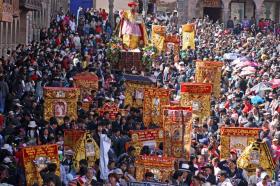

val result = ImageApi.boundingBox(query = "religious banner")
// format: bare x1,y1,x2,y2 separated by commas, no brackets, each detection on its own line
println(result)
237,141,276,177
164,34,180,56
182,24,195,50
73,71,98,99
152,25,166,52
220,127,259,160
180,83,212,121
126,128,165,155
195,61,224,98
163,106,192,160
97,102,119,120
135,155,175,182
124,74,155,108
43,87,80,124
143,88,171,127
22,144,60,186
73,132,100,170
64,130,85,150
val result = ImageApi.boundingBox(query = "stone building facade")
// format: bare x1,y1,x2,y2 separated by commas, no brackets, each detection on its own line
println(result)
0,0,69,57
179,0,280,24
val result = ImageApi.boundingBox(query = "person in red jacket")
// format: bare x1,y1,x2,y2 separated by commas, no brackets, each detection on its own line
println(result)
243,99,253,114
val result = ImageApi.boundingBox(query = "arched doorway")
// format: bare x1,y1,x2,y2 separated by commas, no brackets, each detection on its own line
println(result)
200,0,223,22
229,0,256,20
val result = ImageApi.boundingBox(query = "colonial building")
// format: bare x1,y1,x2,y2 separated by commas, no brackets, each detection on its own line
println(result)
178,0,280,24
0,0,69,57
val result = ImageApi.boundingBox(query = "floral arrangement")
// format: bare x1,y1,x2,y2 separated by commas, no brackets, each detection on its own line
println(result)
142,45,158,67
106,37,122,63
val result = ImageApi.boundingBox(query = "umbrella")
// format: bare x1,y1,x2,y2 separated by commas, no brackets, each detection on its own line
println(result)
224,53,240,60
232,57,249,65
240,70,255,76
236,61,259,68
269,79,280,89
242,66,256,72
251,82,272,93
251,95,265,105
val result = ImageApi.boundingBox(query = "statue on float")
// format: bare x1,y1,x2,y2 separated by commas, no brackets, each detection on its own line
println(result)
118,2,148,49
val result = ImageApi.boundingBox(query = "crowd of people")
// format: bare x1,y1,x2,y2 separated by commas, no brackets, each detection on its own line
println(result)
0,4,279,186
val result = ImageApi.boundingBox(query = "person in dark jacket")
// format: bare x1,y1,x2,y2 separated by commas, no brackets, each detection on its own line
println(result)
40,163,62,186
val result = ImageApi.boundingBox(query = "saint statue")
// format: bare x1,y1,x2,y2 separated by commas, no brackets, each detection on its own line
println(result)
119,2,148,49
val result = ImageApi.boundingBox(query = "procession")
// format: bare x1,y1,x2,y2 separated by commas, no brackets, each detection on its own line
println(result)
0,0,280,185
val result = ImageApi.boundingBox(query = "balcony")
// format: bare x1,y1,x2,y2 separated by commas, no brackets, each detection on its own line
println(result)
0,2,13,22
20,0,41,11
13,0,19,17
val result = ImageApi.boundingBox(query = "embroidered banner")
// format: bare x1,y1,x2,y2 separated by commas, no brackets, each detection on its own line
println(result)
64,130,85,150
135,155,175,182
164,34,180,56
44,87,80,124
220,127,259,160
143,88,171,127
182,24,195,50
152,25,166,52
22,144,60,186
163,106,192,160
97,102,119,120
180,83,212,121
127,128,165,155
195,61,224,98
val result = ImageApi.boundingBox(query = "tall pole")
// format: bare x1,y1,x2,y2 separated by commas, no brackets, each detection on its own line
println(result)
109,0,114,28
142,0,147,17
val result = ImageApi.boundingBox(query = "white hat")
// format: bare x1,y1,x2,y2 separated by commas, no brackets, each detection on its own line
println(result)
114,168,123,175
64,149,74,156
3,157,12,163
16,103,23,107
1,144,12,153
261,172,269,180
28,121,37,128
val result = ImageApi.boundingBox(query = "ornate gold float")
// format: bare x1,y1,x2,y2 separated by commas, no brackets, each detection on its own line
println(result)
237,141,276,177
